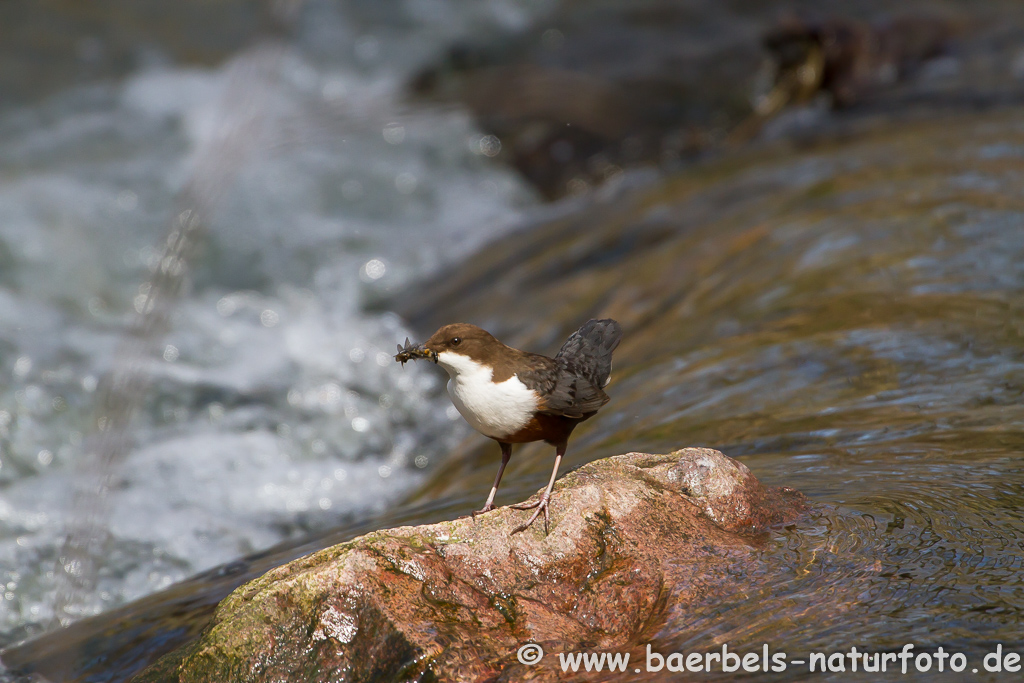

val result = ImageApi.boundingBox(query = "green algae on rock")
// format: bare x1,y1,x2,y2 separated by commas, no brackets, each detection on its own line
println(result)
133,448,805,682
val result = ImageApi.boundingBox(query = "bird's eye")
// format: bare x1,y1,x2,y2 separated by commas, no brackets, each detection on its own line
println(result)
450,337,462,347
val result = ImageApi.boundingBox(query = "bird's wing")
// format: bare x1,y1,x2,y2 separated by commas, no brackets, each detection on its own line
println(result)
541,369,610,418
516,354,609,419
512,353,559,398
555,319,622,388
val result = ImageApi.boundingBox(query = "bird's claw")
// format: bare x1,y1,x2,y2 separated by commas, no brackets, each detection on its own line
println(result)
510,494,551,535
468,503,496,520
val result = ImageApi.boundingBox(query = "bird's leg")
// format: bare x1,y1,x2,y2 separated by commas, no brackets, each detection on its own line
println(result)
510,446,564,535
472,442,511,518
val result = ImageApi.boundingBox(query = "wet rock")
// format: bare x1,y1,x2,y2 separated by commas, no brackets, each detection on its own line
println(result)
409,0,1024,198
410,1,767,199
759,15,951,111
133,448,805,682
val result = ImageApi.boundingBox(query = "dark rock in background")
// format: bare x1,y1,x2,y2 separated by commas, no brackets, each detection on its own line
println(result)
760,15,951,110
409,0,1024,199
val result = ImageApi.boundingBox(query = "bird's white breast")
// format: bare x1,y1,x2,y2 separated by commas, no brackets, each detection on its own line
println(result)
436,351,538,439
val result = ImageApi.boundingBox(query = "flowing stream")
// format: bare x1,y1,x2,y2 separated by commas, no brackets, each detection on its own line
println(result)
0,0,543,649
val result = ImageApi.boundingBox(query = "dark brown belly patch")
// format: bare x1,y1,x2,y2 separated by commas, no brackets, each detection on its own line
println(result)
500,411,594,446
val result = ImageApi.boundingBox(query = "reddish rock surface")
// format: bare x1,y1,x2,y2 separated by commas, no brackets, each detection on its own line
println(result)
133,448,806,683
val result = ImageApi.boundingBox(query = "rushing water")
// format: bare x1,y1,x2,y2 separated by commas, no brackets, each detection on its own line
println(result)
0,0,545,649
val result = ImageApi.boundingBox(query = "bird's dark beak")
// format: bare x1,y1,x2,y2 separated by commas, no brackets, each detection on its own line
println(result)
395,337,438,366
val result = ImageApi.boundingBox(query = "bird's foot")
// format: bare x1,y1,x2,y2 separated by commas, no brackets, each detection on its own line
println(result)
510,493,551,535
468,503,496,520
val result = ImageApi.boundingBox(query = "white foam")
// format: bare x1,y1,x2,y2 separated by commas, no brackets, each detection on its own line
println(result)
0,0,547,637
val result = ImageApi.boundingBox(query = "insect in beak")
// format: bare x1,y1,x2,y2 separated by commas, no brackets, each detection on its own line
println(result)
394,337,438,365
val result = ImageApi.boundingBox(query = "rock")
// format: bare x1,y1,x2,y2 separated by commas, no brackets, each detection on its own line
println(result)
406,1,988,198
760,15,951,111
410,1,768,199
134,448,805,682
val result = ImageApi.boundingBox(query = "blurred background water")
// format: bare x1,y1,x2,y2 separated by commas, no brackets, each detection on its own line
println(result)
0,0,546,645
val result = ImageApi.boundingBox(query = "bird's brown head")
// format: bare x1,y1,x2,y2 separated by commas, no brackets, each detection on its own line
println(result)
394,323,507,375
423,323,499,361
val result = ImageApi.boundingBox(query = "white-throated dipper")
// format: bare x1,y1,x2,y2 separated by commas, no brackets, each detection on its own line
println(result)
395,319,622,534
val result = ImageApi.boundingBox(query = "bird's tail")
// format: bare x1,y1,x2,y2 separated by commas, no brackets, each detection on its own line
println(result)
555,318,622,388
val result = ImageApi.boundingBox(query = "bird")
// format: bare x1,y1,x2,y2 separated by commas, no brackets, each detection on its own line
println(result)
395,319,622,534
